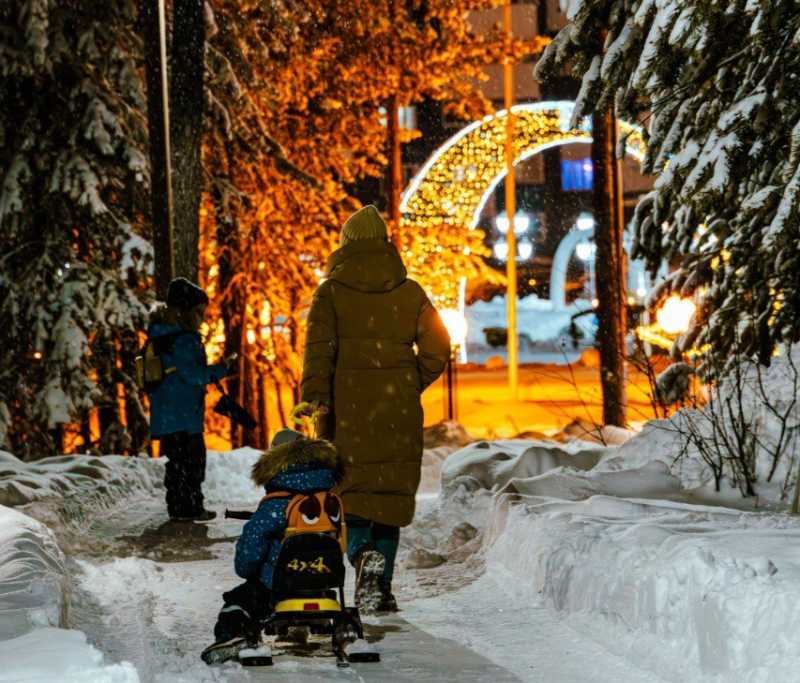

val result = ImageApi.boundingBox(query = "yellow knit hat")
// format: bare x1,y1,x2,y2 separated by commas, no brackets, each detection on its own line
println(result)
340,205,388,246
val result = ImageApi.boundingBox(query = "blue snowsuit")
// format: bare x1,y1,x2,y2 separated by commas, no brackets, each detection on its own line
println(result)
212,438,342,644
234,465,338,589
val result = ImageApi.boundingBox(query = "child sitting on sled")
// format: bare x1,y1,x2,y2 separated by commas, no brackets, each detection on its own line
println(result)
201,428,344,665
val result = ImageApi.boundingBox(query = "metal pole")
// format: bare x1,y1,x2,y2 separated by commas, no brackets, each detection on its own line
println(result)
452,349,458,422
503,1,518,399
446,355,455,421
157,0,175,281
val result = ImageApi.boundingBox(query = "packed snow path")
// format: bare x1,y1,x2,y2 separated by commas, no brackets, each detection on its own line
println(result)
67,496,657,682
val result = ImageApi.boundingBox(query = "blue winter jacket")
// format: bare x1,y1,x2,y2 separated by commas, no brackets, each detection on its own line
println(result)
235,465,338,589
147,321,227,437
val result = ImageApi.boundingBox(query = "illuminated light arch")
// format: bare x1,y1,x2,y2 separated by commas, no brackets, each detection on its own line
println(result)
399,101,647,306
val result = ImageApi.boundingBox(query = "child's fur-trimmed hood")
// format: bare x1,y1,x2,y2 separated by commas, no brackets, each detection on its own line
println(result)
251,438,343,488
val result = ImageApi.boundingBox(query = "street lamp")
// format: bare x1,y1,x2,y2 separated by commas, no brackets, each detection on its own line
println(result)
513,211,530,235
495,210,531,236
439,308,468,422
493,238,510,261
517,236,534,261
575,241,596,262
576,212,594,232
656,295,696,335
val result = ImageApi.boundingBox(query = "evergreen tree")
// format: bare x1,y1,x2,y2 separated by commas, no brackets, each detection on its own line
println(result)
536,0,800,375
0,0,151,457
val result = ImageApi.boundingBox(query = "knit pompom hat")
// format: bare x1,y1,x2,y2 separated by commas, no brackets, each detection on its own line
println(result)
340,205,388,246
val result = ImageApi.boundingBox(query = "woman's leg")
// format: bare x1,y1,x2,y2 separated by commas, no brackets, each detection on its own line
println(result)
345,514,374,566
371,522,400,587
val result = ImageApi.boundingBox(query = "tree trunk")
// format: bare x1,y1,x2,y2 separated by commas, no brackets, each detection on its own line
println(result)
243,355,259,447
258,375,269,449
170,0,205,282
120,330,150,454
97,338,119,448
386,94,402,247
137,0,173,300
591,108,627,427
212,147,243,447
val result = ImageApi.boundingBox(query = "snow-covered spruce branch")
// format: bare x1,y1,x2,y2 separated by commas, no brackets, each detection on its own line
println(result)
536,0,800,375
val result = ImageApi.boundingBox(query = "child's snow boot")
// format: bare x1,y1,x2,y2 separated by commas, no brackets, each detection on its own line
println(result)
354,549,385,615
201,636,250,665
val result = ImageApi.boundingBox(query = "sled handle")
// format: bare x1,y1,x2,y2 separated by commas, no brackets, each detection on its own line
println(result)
224,509,253,520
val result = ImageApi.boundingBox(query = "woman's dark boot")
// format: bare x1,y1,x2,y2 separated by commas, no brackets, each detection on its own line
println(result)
354,549,385,615
377,581,399,613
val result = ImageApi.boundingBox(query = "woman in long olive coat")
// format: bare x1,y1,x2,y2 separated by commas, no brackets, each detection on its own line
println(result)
301,204,450,610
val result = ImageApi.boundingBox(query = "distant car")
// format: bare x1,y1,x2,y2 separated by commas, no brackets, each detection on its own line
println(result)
482,327,534,350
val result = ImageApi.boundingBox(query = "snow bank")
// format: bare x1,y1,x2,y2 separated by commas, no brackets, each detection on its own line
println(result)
0,504,68,640
466,295,595,363
467,294,594,346
206,445,456,500
0,627,139,683
204,448,263,505
0,451,162,509
0,447,267,511
441,439,604,493
431,434,800,680
486,495,800,680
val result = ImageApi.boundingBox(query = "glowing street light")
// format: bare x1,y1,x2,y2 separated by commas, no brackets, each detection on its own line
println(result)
496,212,510,234
439,308,468,422
576,212,594,232
517,237,534,261
513,211,530,235
439,308,468,348
656,295,696,335
575,241,596,262
495,210,531,236
493,238,510,261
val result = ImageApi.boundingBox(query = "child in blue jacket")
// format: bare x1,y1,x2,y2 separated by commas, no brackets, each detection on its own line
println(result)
202,429,343,665
147,278,228,521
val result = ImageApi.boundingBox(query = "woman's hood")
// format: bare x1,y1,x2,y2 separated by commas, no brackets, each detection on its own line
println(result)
325,240,407,293
251,438,344,488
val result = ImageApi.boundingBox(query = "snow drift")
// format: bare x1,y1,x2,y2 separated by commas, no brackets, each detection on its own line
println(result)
0,504,68,640
0,450,162,509
0,627,139,683
431,429,800,681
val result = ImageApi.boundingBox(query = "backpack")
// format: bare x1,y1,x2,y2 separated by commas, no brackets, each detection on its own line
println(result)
264,489,347,557
134,331,185,393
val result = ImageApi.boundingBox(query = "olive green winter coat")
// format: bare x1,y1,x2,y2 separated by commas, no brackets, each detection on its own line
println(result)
301,239,451,527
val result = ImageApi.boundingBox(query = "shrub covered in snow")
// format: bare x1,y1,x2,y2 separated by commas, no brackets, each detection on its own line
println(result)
604,346,800,501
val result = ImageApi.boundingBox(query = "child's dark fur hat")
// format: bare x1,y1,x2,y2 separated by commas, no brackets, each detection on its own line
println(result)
251,437,344,487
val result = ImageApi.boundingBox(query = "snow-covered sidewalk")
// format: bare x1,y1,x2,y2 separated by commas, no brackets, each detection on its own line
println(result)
4,410,800,682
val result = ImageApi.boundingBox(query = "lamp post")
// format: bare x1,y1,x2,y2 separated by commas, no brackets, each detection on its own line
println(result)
503,0,517,400
439,309,468,422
